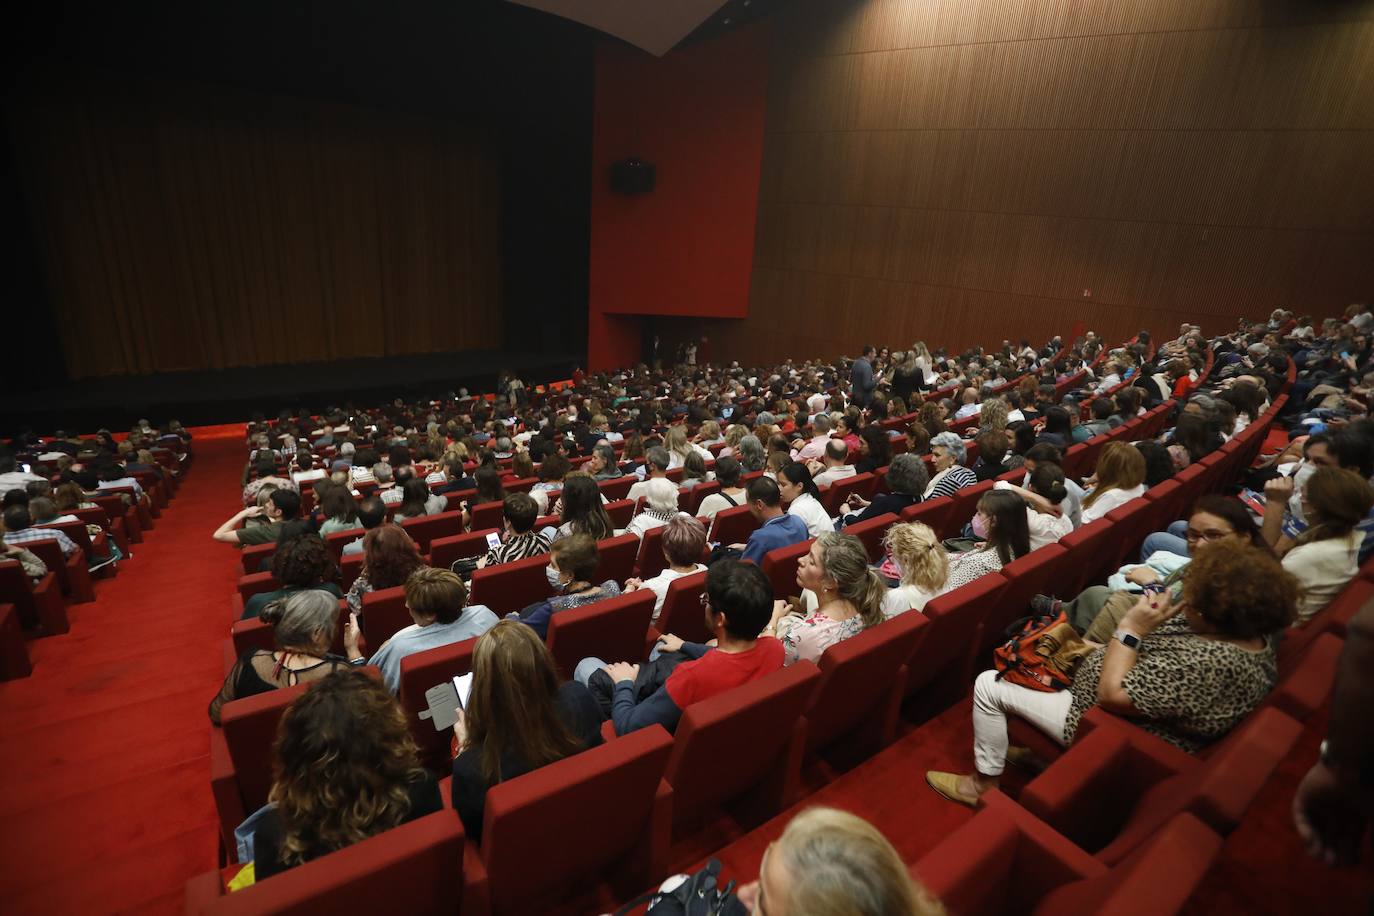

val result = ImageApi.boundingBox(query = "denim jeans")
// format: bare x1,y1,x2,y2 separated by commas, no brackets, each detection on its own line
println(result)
1140,520,1189,562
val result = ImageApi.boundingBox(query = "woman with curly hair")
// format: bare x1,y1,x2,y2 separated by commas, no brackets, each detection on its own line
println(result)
242,534,343,619
880,522,948,617
252,668,441,876
927,539,1297,807
345,525,428,614
209,589,349,725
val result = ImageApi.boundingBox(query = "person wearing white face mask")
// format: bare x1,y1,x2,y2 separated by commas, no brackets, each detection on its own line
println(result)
508,533,621,640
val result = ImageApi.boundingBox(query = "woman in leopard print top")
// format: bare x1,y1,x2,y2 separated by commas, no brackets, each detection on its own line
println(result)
926,539,1297,807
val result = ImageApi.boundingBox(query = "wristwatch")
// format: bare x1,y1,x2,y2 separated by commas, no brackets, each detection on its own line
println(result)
1112,628,1142,651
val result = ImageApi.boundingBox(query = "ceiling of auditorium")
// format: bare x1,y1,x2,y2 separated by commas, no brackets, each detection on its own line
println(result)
503,0,730,56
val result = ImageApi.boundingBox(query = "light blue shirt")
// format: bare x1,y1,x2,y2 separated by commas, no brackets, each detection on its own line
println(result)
368,605,500,692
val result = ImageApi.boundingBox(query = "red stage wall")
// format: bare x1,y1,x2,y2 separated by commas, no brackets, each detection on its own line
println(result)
586,25,770,371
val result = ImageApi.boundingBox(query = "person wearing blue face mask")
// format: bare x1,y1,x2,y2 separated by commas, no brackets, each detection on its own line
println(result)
509,533,621,639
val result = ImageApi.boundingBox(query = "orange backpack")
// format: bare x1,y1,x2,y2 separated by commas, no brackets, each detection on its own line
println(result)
992,611,1094,692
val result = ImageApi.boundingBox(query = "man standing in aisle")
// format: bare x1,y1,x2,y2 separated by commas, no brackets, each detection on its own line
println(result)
851,345,880,408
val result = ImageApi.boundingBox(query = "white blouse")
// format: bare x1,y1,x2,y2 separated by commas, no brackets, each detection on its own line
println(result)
787,492,835,539
1080,484,1146,524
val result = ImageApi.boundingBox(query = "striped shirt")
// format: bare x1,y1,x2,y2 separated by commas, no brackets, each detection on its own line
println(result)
482,530,551,568
4,527,79,558
924,466,978,501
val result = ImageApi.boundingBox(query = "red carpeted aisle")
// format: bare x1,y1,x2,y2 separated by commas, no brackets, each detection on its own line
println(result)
0,428,244,915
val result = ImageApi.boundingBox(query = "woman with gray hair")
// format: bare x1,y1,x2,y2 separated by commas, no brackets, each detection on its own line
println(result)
208,588,347,724
923,432,978,500
625,477,687,539
838,452,930,527
736,434,767,472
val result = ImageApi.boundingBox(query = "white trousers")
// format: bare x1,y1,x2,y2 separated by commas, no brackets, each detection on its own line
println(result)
971,670,1073,777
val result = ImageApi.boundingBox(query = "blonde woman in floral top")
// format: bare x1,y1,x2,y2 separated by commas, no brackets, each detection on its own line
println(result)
766,532,886,666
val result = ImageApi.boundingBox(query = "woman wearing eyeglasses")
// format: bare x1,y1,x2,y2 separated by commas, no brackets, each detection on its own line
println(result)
1033,495,1268,642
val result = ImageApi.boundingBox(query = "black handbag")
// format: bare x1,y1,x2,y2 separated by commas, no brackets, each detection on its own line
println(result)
612,859,748,916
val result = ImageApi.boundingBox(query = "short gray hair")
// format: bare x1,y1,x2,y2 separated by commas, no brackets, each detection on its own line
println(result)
757,411,777,427
372,462,393,483
930,431,966,465
263,588,339,650
812,413,831,434
886,453,929,496
646,446,671,471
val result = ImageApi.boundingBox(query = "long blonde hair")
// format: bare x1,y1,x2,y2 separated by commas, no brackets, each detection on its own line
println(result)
771,807,945,916
816,533,886,628
882,522,948,594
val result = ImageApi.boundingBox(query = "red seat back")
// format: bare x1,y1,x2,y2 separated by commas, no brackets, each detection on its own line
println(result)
761,538,813,600
399,511,465,554
186,811,464,916
546,590,656,679
583,533,634,583
664,662,820,825
429,529,500,572
1053,519,1114,598
468,552,553,615
240,542,276,576
842,512,897,561
655,570,710,643
361,585,413,649
804,612,929,752
899,496,955,540
820,473,873,516
707,505,760,546
398,637,479,772
684,480,720,515
605,499,635,528
635,524,672,580
468,501,505,533
978,545,1070,659
477,726,674,914
907,574,1008,699
221,683,311,813
597,476,637,501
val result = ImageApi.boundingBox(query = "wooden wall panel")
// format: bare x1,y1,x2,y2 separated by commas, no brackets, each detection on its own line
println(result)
709,0,1374,366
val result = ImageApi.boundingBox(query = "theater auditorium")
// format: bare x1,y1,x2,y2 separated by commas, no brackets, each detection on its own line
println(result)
2,1,1372,913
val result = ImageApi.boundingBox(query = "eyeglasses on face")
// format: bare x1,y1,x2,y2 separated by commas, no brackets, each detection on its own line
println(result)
1184,527,1232,543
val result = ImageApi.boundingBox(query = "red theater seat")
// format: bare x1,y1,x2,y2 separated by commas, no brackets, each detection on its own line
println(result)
430,529,500,572
0,559,68,636
24,537,95,605
0,603,32,679
1020,707,1302,864
399,510,465,554
398,637,479,773
597,532,641,583
905,574,1007,705
468,501,505,533
461,726,674,916
663,662,820,837
899,496,955,540
546,590,655,681
647,570,710,647
605,499,636,529
842,512,898,561
707,505,759,547
239,542,276,576
184,810,465,915
914,792,1222,916
468,552,553,616
761,538,811,600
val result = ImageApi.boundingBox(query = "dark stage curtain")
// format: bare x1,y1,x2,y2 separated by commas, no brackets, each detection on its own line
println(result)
9,77,502,378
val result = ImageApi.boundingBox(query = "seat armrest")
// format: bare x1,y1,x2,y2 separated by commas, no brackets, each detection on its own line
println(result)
209,728,246,863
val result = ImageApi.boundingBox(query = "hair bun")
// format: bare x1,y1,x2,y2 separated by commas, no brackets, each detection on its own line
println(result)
259,599,285,625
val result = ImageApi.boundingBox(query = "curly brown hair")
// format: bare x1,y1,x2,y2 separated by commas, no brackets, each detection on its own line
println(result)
270,534,338,588
269,669,426,867
362,524,427,590
1182,539,1297,639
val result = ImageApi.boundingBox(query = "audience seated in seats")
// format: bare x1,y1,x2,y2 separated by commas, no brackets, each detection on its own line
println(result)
680,450,710,488
926,540,1297,808
994,464,1072,550
345,566,497,692
1036,406,1073,449
1260,427,1374,562
1280,468,1374,625
1072,398,1116,443
511,533,620,640
587,443,624,481
575,559,784,736
478,493,550,568
1048,496,1266,642
314,481,362,536
923,433,977,500
0,455,45,495
839,453,928,528
1015,443,1083,528
938,490,1031,595
391,476,445,523
664,424,711,469
768,532,886,666
879,522,948,618
1134,439,1176,489
971,427,1013,482
214,489,306,548
528,452,570,515
737,434,768,474
624,515,708,622
2,504,79,558
339,496,387,558
345,524,428,615
450,620,603,843
209,589,350,725
734,476,809,565
242,534,344,620
626,477,689,540
697,455,747,519
552,474,614,541
809,439,857,489
734,807,945,916
1165,410,1224,471
627,447,672,502
778,462,834,540
1079,442,1147,524
241,459,297,508
250,668,441,879
460,465,506,530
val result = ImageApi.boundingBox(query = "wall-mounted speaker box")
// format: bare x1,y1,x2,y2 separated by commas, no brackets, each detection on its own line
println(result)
610,158,656,194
